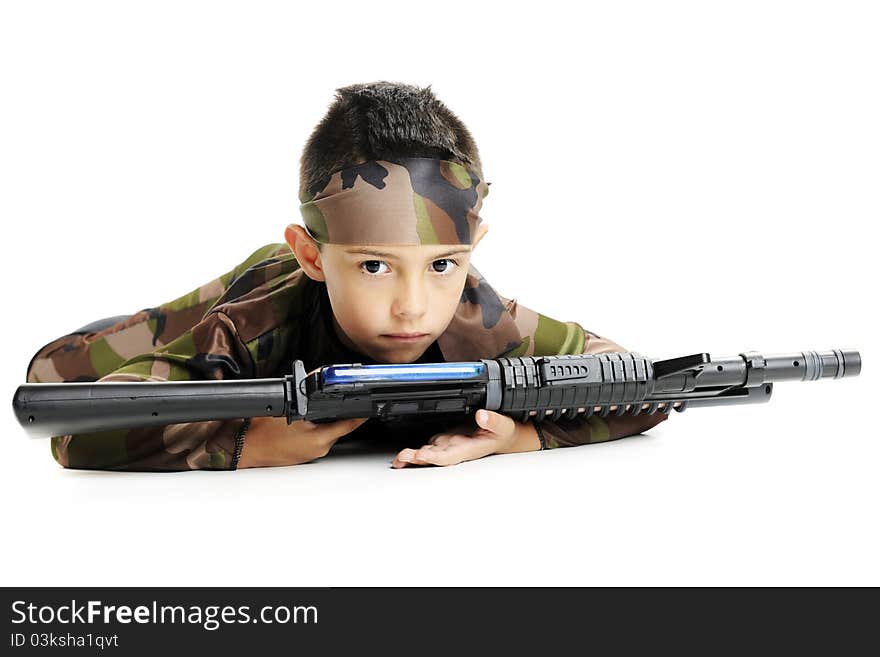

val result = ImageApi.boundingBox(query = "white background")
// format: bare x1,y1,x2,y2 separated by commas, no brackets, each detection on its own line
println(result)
1,1,876,586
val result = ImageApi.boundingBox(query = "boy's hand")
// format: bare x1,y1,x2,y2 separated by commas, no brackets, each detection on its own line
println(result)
391,409,536,468
238,415,369,468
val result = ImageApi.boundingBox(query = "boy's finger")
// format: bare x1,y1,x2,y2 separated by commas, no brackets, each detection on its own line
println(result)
392,448,417,467
391,455,408,468
392,447,436,468
429,434,451,447
416,445,458,466
476,409,515,436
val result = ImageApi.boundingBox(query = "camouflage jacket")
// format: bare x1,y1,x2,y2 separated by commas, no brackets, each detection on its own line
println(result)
26,242,668,471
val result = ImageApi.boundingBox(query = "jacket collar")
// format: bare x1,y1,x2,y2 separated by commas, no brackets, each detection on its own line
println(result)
435,263,523,362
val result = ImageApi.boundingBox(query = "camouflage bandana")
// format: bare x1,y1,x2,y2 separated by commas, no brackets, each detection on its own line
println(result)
298,157,490,245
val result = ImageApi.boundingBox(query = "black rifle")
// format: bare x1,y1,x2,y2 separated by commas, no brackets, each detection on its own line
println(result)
12,348,861,439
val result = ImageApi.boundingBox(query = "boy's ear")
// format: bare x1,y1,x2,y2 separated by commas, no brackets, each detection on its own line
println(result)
471,223,489,251
285,224,326,282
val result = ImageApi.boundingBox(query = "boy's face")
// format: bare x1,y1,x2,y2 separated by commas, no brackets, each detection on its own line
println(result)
285,224,488,363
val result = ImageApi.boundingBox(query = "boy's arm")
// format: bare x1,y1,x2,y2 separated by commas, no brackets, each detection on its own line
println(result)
497,296,670,450
27,242,290,385
28,243,290,471
50,310,254,472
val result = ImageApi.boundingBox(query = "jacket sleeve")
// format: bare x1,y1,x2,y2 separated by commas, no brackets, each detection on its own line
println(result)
50,310,255,472
26,242,289,385
25,243,288,471
497,296,670,449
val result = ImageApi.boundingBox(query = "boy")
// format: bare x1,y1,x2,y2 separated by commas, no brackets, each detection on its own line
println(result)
25,81,669,471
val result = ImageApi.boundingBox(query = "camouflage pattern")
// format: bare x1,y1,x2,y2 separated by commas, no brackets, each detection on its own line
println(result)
299,157,489,245
26,242,668,471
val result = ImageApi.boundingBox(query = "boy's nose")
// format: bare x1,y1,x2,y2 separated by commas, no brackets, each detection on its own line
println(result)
391,278,427,319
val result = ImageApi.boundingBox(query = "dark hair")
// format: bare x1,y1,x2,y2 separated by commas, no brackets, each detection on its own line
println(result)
299,81,483,210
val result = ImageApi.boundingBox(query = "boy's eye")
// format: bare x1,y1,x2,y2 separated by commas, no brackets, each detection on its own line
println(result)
360,260,389,275
431,258,458,275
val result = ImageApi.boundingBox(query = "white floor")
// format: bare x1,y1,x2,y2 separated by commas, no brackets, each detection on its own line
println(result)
3,381,876,586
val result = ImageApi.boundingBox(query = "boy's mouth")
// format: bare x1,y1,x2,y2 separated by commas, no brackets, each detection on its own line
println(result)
382,332,429,342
